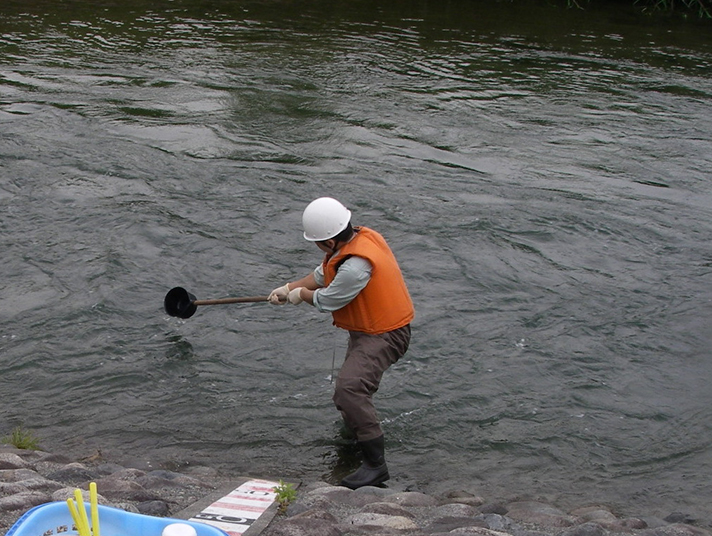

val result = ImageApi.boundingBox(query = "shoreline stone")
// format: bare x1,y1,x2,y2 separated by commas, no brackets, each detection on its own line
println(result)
2,446,709,536
0,446,231,534
265,483,710,536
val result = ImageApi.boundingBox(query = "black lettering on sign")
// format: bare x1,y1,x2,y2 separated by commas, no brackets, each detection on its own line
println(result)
240,490,270,496
194,513,253,526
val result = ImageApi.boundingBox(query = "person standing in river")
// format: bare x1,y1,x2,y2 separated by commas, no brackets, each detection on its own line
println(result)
268,197,414,489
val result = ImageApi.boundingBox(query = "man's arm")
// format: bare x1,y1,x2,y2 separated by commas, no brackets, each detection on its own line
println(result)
268,271,321,304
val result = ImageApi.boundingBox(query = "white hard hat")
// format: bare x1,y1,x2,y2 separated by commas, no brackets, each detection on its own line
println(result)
302,197,352,241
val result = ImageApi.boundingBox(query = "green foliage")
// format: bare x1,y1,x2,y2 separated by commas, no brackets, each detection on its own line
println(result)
567,0,711,17
2,425,41,450
272,480,297,513
637,0,711,17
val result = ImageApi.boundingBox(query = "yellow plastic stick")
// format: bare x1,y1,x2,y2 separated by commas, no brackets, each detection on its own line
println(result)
66,498,83,534
74,489,91,536
89,482,101,536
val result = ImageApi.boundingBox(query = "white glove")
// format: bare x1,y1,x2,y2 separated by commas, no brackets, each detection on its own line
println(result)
287,287,304,305
268,284,290,305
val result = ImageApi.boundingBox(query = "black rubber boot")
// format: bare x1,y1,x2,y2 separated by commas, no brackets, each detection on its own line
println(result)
340,435,389,489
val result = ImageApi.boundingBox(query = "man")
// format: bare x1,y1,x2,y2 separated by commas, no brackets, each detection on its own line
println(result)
268,197,414,489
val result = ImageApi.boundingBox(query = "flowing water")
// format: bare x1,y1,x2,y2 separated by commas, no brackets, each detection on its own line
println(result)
2,0,712,525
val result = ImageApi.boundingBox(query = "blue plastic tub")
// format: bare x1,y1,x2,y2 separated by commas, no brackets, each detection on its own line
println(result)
7,501,230,536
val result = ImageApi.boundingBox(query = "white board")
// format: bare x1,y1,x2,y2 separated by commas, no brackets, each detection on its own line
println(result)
188,479,279,536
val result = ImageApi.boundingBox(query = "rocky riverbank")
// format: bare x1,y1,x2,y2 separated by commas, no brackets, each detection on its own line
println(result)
264,483,709,536
2,445,709,536
0,445,232,534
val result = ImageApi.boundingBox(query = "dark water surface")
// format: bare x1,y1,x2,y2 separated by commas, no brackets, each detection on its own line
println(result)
2,0,712,525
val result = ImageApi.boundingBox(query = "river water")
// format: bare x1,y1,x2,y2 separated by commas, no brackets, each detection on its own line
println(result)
2,0,712,526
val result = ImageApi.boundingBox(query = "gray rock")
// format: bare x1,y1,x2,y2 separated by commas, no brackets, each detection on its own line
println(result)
481,513,518,533
264,517,343,536
665,514,697,525
360,501,416,518
0,469,40,482
342,491,390,508
620,518,649,530
446,528,512,536
15,477,64,493
560,522,606,536
344,511,419,530
105,467,147,481
384,491,439,507
0,482,27,495
46,462,98,484
95,462,127,476
0,453,28,470
569,507,618,524
641,525,711,536
0,491,51,512
291,509,339,523
137,500,171,516
352,486,394,498
51,487,106,503
443,490,486,507
434,503,480,517
480,503,509,516
426,515,489,533
506,501,579,528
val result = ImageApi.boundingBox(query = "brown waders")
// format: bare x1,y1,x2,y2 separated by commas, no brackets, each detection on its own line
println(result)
333,324,411,489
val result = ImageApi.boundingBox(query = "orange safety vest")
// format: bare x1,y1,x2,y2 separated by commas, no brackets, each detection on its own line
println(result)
322,226,414,334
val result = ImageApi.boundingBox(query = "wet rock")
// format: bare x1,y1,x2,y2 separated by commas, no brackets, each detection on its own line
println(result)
0,453,28,470
0,445,224,534
45,462,98,484
286,494,336,516
360,501,416,518
0,469,41,482
0,491,52,512
51,487,106,503
344,511,419,530
641,524,711,536
480,503,509,516
443,490,486,507
17,477,64,493
437,528,511,536
93,483,162,502
342,492,388,508
506,501,579,528
480,513,519,533
95,462,127,476
0,482,27,495
560,522,607,536
1,445,710,536
621,518,650,530
425,515,488,533
264,517,343,536
570,507,619,524
385,491,440,507
665,514,698,525
291,508,339,523
106,467,147,481
434,502,481,517
137,500,171,516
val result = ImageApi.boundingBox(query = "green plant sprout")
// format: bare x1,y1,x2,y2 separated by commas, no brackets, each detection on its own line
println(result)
273,480,297,513
1,425,41,450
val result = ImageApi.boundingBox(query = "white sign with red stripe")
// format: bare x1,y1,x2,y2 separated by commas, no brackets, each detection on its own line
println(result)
189,479,279,536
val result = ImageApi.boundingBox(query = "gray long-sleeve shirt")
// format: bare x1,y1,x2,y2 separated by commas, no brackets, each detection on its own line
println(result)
312,256,372,313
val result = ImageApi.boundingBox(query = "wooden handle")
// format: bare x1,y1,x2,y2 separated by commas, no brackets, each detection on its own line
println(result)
193,296,269,306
